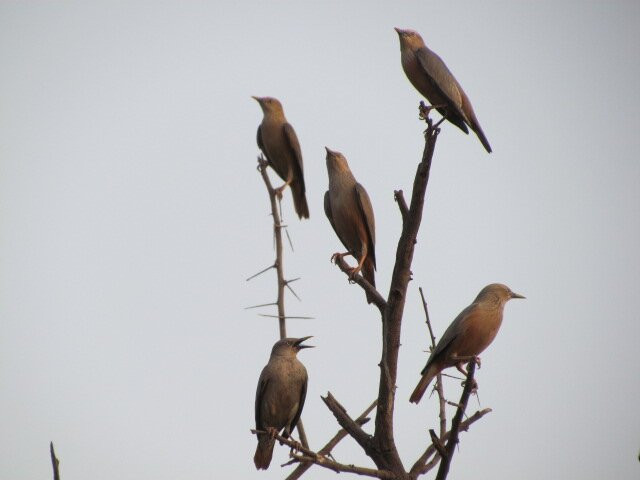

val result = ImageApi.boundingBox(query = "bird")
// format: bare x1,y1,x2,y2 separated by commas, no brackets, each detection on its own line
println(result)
409,283,524,404
252,96,309,219
394,27,492,153
324,147,376,304
254,336,312,470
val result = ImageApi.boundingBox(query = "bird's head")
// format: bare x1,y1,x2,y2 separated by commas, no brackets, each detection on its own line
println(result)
325,147,351,174
251,96,284,115
475,283,525,307
394,27,425,50
271,336,314,358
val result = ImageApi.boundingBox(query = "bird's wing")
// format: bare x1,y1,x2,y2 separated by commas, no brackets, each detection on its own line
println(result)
354,183,376,268
256,125,271,162
422,303,476,373
288,371,308,436
415,47,468,122
283,123,305,187
324,190,350,251
254,375,269,430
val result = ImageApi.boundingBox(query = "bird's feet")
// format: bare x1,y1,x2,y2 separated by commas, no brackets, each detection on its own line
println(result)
461,378,479,393
274,186,285,200
288,439,303,454
331,252,345,263
266,427,278,440
346,266,363,283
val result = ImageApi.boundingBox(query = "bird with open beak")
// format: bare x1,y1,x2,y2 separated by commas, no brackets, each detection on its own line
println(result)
410,284,524,404
252,96,309,219
394,27,492,153
323,147,376,304
254,336,313,469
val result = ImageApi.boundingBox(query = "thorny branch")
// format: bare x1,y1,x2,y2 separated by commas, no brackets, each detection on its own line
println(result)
254,155,309,448
333,255,387,313
419,287,447,438
250,429,395,479
434,360,477,480
286,400,377,480
409,407,492,476
50,442,60,480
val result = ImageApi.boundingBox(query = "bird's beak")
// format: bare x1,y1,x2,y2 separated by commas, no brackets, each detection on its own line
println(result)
394,27,404,35
294,336,314,349
325,146,335,156
511,292,525,299
251,96,262,103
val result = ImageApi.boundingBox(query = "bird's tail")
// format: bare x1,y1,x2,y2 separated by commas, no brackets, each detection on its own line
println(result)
409,364,438,404
291,184,310,219
363,256,376,304
254,435,275,470
471,122,492,153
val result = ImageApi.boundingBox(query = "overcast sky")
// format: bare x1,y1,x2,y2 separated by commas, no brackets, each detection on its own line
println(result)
1,2,639,479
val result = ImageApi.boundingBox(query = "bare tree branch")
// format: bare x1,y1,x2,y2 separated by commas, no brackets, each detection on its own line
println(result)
409,407,492,476
418,287,446,438
321,392,373,453
333,256,387,313
286,400,377,480
394,190,409,223
50,442,60,480
371,118,440,473
251,428,394,479
434,360,477,480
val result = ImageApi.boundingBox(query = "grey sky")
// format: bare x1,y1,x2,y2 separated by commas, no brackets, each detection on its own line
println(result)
1,2,638,479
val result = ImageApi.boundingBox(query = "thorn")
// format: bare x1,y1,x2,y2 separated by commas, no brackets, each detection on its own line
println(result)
285,227,294,251
258,314,315,320
246,263,276,281
244,302,278,310
285,282,301,301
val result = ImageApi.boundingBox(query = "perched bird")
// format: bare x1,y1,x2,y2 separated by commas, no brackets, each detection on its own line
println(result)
409,283,524,404
252,96,309,219
324,147,376,304
394,27,492,153
254,336,312,470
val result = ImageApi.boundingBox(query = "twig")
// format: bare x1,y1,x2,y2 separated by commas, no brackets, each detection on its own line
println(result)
50,442,60,480
333,256,387,313
251,428,394,479
419,287,446,438
394,190,409,224
434,361,477,480
409,407,492,476
286,400,377,480
428,429,447,458
321,392,373,454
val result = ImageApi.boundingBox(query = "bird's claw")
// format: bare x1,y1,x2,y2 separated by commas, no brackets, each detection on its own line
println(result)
461,378,479,393
346,268,358,283
288,440,303,454
266,427,278,440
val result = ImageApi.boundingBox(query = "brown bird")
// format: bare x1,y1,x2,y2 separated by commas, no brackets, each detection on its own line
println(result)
395,27,492,153
254,336,312,470
409,283,524,404
253,96,309,219
324,147,376,304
